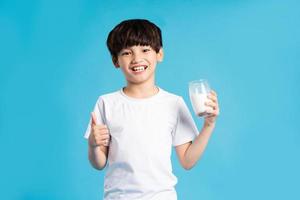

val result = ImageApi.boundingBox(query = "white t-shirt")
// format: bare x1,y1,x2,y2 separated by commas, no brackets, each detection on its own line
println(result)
84,87,199,200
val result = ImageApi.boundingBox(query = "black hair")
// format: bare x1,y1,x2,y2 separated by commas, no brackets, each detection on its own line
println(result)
106,19,163,63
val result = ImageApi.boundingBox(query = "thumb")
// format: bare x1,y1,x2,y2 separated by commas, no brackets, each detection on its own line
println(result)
91,112,98,126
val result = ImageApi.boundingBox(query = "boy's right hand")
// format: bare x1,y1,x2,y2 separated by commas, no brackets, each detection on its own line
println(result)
88,112,111,147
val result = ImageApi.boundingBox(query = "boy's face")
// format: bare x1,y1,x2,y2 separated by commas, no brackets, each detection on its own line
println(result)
114,45,163,85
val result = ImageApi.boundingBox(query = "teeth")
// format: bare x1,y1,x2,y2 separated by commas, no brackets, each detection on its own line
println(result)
132,66,146,72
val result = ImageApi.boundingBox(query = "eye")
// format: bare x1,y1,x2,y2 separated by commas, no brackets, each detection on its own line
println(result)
143,48,151,53
120,51,131,56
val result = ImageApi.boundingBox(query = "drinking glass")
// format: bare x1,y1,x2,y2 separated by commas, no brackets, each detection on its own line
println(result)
189,79,212,117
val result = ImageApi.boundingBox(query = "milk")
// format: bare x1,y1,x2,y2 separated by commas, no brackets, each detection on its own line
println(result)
189,79,211,117
190,93,211,116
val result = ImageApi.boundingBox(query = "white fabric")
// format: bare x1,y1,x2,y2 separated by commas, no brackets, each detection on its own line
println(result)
84,88,199,200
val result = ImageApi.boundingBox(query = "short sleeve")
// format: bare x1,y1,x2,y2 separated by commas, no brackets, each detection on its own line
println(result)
172,97,199,146
83,97,107,139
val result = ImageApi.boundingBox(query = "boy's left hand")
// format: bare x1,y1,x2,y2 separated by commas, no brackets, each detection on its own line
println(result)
204,90,220,126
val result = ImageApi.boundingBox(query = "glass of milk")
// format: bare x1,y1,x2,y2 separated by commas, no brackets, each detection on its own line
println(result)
189,79,212,117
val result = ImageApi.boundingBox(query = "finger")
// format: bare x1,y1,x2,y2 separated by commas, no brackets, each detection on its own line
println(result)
207,94,218,103
206,109,218,116
91,112,97,126
207,105,219,115
205,101,217,110
207,106,220,115
208,91,219,101
94,127,110,134
101,138,110,146
101,137,110,143
98,133,110,140
96,124,108,130
210,90,217,97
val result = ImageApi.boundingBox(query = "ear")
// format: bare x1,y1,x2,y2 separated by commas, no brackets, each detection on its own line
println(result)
156,48,164,62
112,57,120,68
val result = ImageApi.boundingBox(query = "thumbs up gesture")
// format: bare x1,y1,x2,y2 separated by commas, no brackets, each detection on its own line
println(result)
88,112,111,147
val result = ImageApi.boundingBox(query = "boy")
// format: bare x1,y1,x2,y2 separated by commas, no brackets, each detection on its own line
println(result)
84,19,219,200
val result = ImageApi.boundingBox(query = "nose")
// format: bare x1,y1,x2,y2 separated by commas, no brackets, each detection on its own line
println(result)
131,52,143,63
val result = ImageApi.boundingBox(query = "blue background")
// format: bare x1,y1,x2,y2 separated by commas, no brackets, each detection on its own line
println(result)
1,0,299,199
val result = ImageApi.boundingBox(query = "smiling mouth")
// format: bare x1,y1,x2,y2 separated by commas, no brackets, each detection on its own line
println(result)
131,66,148,72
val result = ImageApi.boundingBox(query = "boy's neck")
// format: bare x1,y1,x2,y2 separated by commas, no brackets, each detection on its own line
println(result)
123,83,159,99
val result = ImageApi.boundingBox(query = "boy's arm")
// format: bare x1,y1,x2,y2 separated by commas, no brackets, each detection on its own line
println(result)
175,122,215,170
88,144,108,170
176,90,219,170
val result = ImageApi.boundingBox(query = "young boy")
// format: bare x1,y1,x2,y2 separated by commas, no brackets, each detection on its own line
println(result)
84,19,219,200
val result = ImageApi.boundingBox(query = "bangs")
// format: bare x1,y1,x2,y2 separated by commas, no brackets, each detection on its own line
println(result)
120,24,159,50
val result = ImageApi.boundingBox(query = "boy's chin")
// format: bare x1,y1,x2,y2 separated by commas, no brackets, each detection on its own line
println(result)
126,77,153,85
